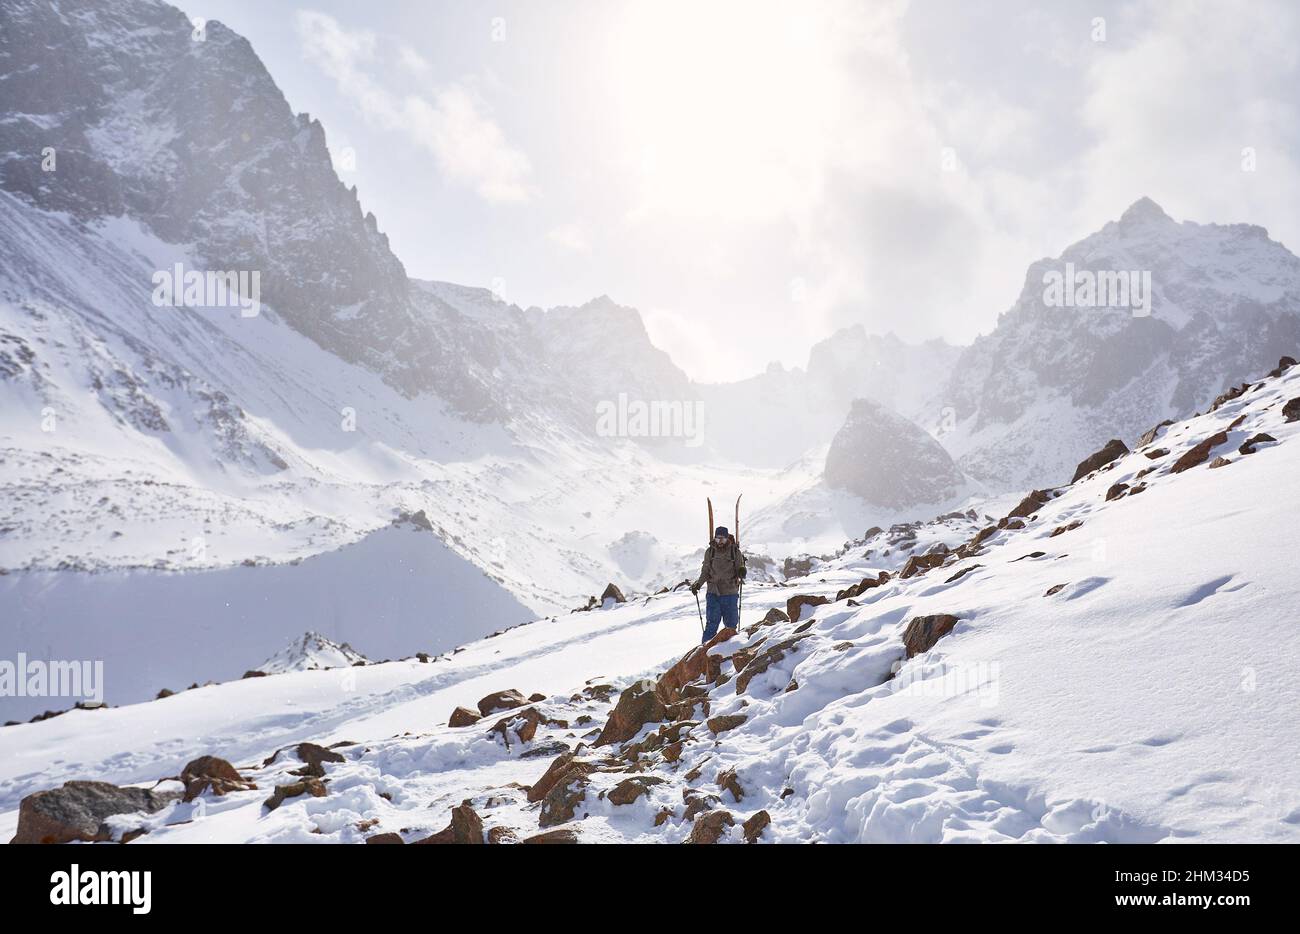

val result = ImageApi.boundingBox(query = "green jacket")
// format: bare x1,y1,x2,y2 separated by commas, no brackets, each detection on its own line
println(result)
694,537,746,596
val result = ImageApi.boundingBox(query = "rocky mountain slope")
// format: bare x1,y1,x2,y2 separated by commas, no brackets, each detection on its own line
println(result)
940,198,1300,490
6,355,1296,844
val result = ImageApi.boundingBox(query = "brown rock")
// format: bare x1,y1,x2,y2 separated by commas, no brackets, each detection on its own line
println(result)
608,776,666,806
717,768,744,802
1138,419,1174,447
290,742,345,778
742,809,771,843
595,682,667,747
1071,439,1129,483
488,706,548,746
1171,431,1229,473
1005,488,1051,521
415,802,484,844
786,594,829,623
1105,482,1129,501
688,809,735,844
181,756,255,801
365,832,404,844
539,769,591,827
1239,432,1277,455
901,614,961,658
759,607,790,625
1044,583,1067,597
899,550,947,579
523,828,580,844
449,706,480,728
477,689,529,717
600,583,627,604
662,741,684,763
1144,447,1169,459
487,826,519,844
735,635,811,694
528,693,547,702
263,778,326,811
1282,398,1300,422
655,629,734,703
11,781,180,845
706,714,747,736
1209,456,1232,469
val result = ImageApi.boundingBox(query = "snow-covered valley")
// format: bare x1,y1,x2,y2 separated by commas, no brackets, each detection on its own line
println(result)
5,356,1298,843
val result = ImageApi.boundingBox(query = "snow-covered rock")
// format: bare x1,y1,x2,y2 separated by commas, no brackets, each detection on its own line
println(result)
257,632,369,675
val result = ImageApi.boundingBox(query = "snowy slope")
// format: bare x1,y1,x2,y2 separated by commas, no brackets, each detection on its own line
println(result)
4,358,1296,843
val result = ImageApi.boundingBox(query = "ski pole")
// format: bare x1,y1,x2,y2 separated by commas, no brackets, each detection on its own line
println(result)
693,590,704,633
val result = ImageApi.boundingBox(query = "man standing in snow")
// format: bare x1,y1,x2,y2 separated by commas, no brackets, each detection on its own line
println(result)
691,526,746,642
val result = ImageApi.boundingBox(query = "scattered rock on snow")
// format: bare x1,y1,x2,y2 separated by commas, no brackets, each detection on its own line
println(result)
786,594,829,623
706,714,747,736
595,682,667,746
181,756,255,801
11,780,180,844
1070,438,1129,483
523,828,580,844
902,614,961,659
263,777,326,811
477,689,530,717
449,706,480,727
1171,430,1229,473
415,802,484,844
1239,432,1277,455
688,809,735,844
743,810,771,843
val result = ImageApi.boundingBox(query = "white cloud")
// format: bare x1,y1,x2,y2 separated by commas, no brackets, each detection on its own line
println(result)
546,222,592,254
296,10,534,204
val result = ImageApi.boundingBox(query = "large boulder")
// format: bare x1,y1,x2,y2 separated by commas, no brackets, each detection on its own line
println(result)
477,689,529,717
786,594,829,624
595,682,667,747
11,781,180,844
600,583,627,606
654,629,733,703
1070,439,1129,483
1171,431,1229,473
688,809,735,844
901,614,961,658
415,802,484,844
448,706,480,727
735,635,811,694
823,398,966,509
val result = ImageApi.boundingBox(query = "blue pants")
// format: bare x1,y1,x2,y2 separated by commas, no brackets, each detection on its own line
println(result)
703,592,739,643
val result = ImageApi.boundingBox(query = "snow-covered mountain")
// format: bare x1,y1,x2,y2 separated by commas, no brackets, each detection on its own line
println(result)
5,355,1296,843
257,632,369,676
6,0,1300,742
940,198,1300,490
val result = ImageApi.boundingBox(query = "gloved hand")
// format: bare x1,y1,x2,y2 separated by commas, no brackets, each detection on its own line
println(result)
690,583,700,595
738,567,747,580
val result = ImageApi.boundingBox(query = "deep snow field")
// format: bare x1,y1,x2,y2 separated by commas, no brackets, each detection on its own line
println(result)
4,362,1297,844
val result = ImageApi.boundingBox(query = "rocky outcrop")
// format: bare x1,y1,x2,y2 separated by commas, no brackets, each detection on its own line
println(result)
735,635,811,695
902,614,961,658
415,803,484,844
600,583,627,605
1171,431,1229,473
743,810,771,843
477,689,529,717
608,776,665,806
11,780,180,844
688,809,735,844
1005,489,1053,520
1070,439,1129,483
786,594,829,624
263,778,326,811
1239,433,1277,455
595,683,667,746
823,398,966,509
449,706,481,727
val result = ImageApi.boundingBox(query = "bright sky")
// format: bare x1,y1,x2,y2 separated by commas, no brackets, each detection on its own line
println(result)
183,0,1300,381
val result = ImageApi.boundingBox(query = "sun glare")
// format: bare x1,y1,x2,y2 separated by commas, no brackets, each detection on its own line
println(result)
606,1,843,224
